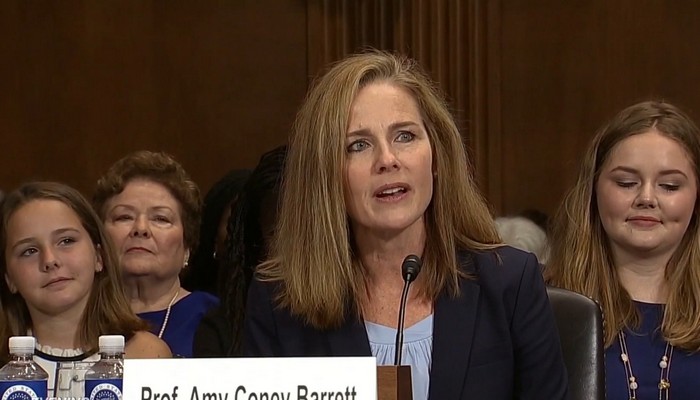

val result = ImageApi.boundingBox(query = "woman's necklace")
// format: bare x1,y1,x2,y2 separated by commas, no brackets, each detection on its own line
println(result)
158,289,180,339
618,331,674,400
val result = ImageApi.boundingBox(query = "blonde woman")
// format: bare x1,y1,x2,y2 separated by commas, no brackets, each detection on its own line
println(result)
243,51,567,400
547,101,700,399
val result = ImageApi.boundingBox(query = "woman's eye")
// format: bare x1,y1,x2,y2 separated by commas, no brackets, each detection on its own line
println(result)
347,140,370,153
58,237,76,246
616,181,636,188
396,131,415,142
153,215,172,224
19,248,37,257
114,214,133,222
660,183,680,192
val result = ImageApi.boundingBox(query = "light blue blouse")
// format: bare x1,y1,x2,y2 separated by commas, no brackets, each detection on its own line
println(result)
365,315,433,400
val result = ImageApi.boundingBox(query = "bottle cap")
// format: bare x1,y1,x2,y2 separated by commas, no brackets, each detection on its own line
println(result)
99,335,125,353
8,336,35,354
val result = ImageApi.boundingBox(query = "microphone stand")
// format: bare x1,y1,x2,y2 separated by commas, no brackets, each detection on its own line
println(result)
394,279,413,365
394,254,422,366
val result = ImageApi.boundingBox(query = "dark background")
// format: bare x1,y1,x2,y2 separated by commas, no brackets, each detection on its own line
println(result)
3,0,699,218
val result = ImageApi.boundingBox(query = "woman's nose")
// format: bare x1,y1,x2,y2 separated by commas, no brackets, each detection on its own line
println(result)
633,183,658,208
130,215,151,238
41,248,60,272
375,144,400,173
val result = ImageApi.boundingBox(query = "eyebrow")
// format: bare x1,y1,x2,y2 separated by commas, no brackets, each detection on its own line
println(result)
347,121,421,137
108,204,134,213
109,204,175,213
609,166,690,179
10,227,82,251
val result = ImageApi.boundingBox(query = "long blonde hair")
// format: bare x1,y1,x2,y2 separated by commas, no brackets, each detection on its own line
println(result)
258,50,500,329
0,182,147,362
546,101,700,350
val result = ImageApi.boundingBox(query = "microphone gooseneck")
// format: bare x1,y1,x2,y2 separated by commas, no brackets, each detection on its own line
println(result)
394,254,423,365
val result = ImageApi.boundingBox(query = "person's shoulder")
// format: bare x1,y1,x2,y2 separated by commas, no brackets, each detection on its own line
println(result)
247,278,299,324
184,290,220,308
460,246,547,313
494,245,538,266
465,245,536,268
125,331,172,358
462,245,540,282
248,277,282,300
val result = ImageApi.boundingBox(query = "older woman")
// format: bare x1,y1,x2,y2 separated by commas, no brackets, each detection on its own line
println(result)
93,151,219,357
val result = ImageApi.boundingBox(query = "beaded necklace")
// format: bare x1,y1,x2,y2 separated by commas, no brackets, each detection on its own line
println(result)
618,331,674,400
157,290,180,339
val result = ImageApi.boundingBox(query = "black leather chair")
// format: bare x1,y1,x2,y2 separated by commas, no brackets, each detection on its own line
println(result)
546,287,605,400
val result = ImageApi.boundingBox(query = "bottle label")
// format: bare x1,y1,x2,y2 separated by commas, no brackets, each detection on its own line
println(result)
0,381,47,400
84,379,122,400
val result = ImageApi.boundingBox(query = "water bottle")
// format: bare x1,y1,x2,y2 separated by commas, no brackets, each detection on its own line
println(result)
0,336,49,399
84,335,124,400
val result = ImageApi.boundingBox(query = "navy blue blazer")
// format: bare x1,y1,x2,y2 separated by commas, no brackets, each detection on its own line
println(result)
243,246,568,399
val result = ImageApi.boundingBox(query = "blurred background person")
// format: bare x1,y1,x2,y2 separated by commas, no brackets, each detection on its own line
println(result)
244,51,567,400
194,146,286,357
183,168,250,296
93,150,218,357
495,214,549,264
546,101,700,399
0,182,170,397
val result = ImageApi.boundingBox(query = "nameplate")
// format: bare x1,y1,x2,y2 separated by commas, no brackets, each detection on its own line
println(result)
124,357,377,400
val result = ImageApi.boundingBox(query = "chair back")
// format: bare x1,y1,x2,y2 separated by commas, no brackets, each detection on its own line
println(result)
547,286,605,400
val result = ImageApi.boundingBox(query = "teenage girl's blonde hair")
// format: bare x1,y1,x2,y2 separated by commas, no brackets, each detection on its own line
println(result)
546,100,700,350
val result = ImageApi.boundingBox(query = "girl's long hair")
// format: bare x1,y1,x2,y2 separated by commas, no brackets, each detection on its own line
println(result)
0,182,147,362
546,101,700,350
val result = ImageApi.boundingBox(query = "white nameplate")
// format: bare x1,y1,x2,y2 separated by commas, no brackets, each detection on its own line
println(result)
124,357,377,400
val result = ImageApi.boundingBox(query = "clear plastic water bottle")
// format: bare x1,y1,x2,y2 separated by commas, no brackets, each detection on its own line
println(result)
84,335,124,400
0,336,49,399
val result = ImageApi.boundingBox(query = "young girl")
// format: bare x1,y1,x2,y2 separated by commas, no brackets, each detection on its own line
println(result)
0,181,171,397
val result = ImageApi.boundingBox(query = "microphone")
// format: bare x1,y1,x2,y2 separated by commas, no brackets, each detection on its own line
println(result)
394,254,423,365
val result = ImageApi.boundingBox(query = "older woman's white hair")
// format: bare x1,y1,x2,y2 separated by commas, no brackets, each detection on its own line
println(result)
495,216,549,264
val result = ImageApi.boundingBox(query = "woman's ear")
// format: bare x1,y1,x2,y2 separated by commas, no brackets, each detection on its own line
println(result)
5,273,17,294
94,244,104,272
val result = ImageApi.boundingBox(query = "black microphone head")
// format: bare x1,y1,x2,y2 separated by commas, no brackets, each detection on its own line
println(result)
401,254,422,282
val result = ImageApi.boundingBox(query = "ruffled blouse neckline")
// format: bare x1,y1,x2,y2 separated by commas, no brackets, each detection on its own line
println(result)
27,328,85,357
35,342,84,357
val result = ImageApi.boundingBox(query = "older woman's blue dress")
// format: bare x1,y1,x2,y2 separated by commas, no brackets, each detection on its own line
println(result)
139,291,219,357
